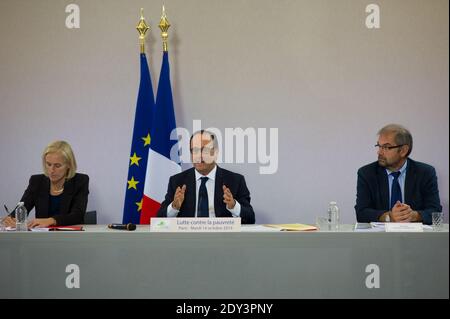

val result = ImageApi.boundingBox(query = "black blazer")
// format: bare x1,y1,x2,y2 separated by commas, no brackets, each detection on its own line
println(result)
19,173,89,226
355,158,441,225
157,166,255,224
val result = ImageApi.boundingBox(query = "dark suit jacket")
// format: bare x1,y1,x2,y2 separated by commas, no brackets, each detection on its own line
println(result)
19,173,89,226
355,158,441,225
157,166,255,224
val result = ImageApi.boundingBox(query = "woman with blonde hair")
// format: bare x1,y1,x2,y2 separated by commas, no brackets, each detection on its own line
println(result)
3,141,89,228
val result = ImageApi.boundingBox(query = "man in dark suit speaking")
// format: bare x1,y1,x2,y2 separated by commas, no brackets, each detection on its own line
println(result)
157,130,255,224
355,124,442,225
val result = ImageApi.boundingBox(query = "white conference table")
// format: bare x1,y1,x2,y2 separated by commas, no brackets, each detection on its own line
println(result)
0,224,448,298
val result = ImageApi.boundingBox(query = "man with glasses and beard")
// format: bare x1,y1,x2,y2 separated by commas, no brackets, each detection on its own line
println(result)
355,124,442,224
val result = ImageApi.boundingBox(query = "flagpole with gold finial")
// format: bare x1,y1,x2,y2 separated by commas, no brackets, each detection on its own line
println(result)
136,8,150,54
159,5,171,52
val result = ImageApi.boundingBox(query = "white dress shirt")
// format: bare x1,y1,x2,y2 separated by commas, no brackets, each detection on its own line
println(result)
167,166,241,217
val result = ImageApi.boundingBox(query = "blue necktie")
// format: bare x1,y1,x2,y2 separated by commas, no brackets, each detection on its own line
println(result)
390,171,402,209
198,177,209,217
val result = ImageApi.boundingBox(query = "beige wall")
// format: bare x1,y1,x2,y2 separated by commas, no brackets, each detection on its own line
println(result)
0,0,448,224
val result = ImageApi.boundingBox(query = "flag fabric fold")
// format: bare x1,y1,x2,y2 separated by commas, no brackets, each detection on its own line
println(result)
141,51,181,224
122,53,155,224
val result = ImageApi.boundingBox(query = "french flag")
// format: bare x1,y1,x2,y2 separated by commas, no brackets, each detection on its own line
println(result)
141,51,181,224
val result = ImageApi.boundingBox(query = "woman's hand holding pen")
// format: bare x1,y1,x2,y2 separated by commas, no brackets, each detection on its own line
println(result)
2,204,17,228
1,216,16,227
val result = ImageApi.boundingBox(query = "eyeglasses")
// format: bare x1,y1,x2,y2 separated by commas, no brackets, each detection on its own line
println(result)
374,143,404,151
191,147,214,155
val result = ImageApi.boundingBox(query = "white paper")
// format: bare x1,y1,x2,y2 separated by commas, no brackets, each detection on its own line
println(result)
370,222,386,229
30,227,51,232
354,223,385,232
385,223,423,232
241,225,281,232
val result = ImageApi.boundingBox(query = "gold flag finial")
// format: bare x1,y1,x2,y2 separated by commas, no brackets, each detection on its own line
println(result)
136,8,150,54
159,5,171,52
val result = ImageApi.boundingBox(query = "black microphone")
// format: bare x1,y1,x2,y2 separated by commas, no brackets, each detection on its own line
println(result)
108,223,136,231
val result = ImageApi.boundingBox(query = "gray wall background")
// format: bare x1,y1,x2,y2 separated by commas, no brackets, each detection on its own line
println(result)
0,0,448,225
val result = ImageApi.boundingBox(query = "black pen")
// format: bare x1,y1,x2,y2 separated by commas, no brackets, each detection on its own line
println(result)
4,204,19,217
